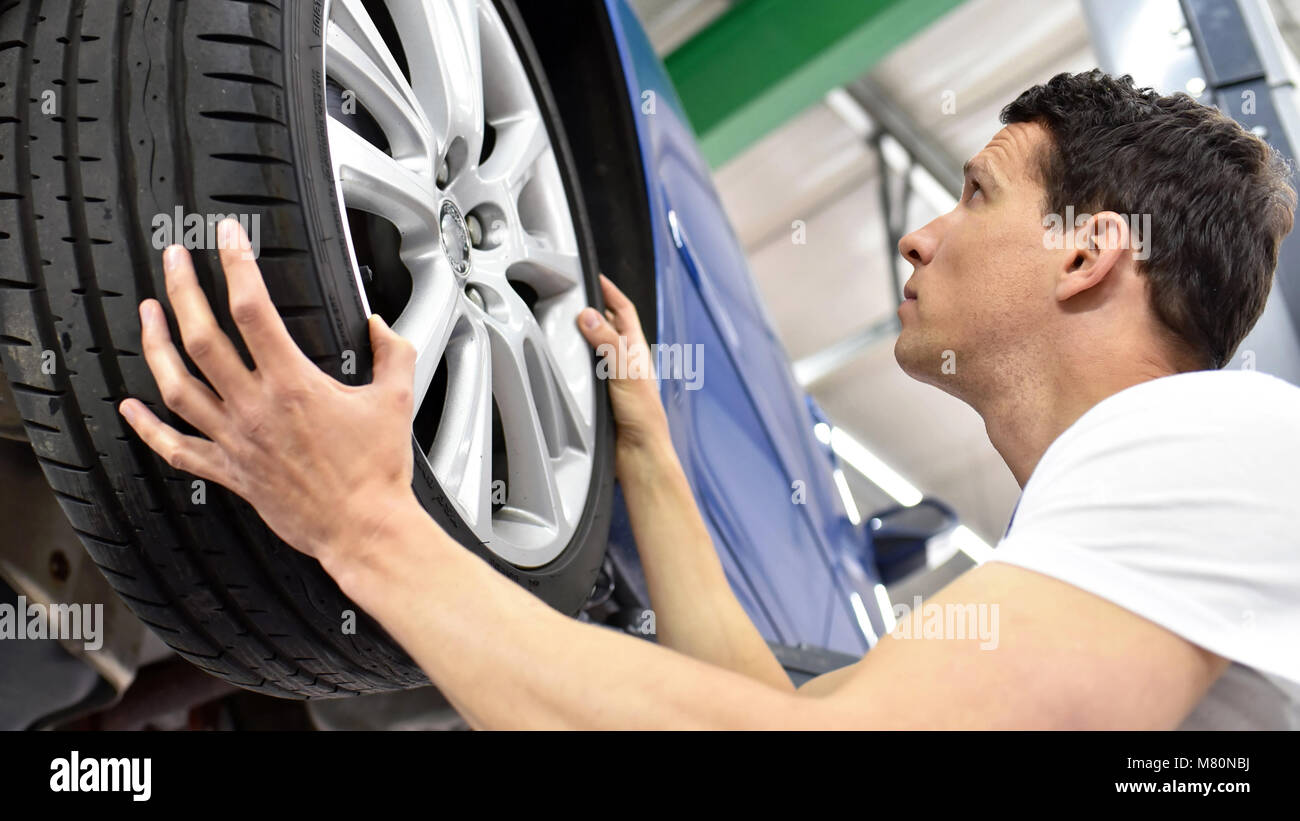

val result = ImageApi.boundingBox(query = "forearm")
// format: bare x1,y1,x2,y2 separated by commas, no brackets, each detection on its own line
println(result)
323,498,815,729
617,440,794,691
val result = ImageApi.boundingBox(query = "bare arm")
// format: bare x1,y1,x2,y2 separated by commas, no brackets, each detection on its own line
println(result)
329,508,1229,728
321,497,813,729
575,276,792,691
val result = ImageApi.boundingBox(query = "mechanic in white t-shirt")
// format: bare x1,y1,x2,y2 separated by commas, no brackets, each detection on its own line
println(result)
120,70,1299,729
872,70,1300,729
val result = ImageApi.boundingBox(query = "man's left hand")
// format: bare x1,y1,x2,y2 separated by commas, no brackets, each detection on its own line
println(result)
118,219,419,564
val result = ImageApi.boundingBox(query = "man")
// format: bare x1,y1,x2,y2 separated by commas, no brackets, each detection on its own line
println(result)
117,71,1300,729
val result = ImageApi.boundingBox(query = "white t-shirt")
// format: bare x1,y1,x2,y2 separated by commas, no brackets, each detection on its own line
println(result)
986,369,1300,729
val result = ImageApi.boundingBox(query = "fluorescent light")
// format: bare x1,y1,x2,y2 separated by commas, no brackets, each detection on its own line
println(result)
831,468,861,525
873,584,896,634
878,133,912,174
949,525,994,564
909,163,958,215
812,422,996,568
849,592,879,645
824,88,872,137
827,426,923,507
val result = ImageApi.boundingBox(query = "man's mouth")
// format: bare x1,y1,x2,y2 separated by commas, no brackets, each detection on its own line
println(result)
902,283,918,301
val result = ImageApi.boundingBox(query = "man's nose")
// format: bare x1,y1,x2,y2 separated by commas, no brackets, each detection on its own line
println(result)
898,221,937,268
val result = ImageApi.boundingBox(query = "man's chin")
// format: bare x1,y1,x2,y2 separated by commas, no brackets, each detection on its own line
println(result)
892,333,925,379
893,333,946,389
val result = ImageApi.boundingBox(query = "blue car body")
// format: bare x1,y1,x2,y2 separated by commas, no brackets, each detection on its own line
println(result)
600,0,889,654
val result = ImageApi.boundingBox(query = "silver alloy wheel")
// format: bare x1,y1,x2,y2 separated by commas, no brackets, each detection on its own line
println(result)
321,0,597,568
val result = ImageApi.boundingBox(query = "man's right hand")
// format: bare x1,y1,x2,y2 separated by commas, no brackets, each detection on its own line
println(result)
576,275,672,460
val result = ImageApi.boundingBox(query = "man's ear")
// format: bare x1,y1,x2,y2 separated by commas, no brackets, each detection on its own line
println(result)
1057,211,1130,302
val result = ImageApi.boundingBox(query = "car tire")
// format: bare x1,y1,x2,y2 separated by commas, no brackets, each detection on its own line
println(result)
0,0,615,698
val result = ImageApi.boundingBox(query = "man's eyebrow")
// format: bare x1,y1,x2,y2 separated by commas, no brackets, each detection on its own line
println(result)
963,156,1000,187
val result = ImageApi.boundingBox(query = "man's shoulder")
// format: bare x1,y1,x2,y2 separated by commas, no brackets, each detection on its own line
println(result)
1073,369,1300,436
1115,367,1298,405
1151,368,1299,397
1000,369,1300,691
1034,369,1300,492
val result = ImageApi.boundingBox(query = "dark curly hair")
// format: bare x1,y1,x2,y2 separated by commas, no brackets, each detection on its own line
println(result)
1001,69,1296,369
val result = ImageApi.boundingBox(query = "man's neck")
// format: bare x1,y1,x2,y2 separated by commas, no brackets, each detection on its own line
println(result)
976,356,1176,488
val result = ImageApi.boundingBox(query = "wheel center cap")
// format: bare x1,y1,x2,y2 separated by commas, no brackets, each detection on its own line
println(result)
439,200,472,279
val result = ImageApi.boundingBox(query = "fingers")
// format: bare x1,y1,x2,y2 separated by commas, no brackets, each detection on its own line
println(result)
597,274,642,336
369,314,417,398
577,278,657,382
577,305,621,352
580,273,650,351
162,244,254,398
599,273,634,314
217,219,303,372
138,299,231,439
580,273,645,343
118,398,229,483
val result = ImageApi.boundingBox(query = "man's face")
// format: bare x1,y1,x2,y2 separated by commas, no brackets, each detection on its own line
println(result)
893,122,1060,398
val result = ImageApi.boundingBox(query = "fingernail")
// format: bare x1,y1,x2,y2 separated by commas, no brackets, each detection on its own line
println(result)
580,308,601,330
163,245,182,270
371,313,389,329
119,400,135,422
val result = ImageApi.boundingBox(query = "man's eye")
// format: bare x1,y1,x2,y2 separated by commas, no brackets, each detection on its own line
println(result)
967,181,982,201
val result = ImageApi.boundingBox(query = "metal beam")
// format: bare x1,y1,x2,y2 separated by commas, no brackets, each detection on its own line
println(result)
845,77,965,198
791,314,899,388
664,0,963,167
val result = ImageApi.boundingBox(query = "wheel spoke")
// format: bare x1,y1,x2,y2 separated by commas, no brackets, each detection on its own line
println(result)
389,0,485,164
326,4,435,168
528,318,593,455
428,318,494,529
479,111,547,189
328,117,440,244
511,235,585,299
393,265,462,408
508,285,593,452
484,306,564,528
